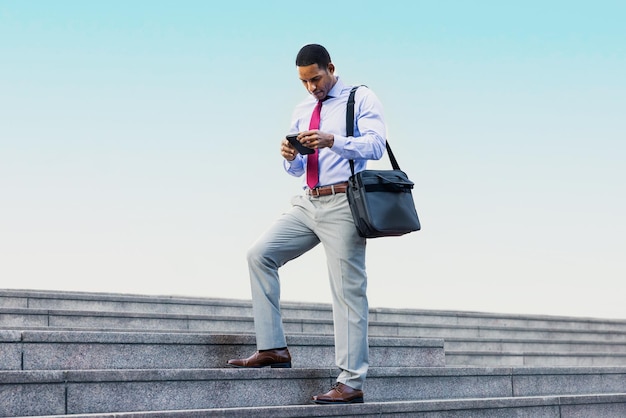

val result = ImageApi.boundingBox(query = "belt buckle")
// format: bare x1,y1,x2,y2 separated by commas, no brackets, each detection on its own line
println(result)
308,187,321,197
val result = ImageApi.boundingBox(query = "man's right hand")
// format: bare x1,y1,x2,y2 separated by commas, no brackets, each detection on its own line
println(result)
281,139,297,161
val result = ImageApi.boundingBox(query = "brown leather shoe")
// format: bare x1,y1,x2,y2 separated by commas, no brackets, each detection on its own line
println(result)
312,382,364,404
227,348,292,368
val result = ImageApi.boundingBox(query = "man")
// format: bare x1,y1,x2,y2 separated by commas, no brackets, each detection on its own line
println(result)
228,44,386,404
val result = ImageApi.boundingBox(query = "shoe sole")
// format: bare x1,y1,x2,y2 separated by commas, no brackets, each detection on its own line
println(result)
312,397,364,405
226,362,292,369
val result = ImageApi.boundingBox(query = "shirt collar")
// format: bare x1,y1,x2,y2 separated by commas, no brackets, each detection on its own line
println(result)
326,76,345,100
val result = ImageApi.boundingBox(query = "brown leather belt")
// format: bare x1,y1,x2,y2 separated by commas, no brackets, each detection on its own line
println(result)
306,182,349,197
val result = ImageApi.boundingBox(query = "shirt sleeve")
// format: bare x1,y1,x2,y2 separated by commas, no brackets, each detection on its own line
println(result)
331,87,387,161
283,154,305,177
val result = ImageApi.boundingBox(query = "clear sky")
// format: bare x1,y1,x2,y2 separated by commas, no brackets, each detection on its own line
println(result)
1,1,625,319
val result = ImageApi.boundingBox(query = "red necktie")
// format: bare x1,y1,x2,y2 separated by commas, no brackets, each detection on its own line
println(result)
306,100,323,189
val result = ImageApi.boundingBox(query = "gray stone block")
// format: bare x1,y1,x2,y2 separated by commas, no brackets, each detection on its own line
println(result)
364,367,513,402
4,288,626,334
0,295,28,309
48,310,192,330
360,397,561,418
560,394,626,417
0,330,22,370
12,331,444,370
63,368,331,413
446,351,626,367
0,383,66,417
445,337,626,354
512,366,626,397
0,371,67,417
4,287,626,369
11,396,620,418
0,308,49,327
2,368,626,417
388,321,626,343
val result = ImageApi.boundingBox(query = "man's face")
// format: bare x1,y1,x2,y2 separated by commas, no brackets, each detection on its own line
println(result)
297,63,336,101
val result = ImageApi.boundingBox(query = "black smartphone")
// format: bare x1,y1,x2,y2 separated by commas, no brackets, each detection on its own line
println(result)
286,134,314,155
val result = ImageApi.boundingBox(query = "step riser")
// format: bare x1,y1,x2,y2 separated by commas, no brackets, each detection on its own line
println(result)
0,342,444,371
446,354,626,367
28,396,626,418
4,310,626,367
4,290,626,333
5,340,622,371
1,368,625,416
3,312,626,343
447,340,626,353
387,325,626,342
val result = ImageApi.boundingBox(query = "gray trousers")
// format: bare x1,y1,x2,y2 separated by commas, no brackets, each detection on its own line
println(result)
247,193,369,390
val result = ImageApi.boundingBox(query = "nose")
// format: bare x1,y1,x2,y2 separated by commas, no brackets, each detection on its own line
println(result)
307,81,316,93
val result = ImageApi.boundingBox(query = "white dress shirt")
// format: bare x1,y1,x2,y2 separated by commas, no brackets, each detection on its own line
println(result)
284,77,387,188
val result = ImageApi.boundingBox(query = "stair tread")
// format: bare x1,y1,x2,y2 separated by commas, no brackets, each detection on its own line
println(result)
3,365,626,381
3,306,626,336
2,365,625,411
23,393,626,418
4,288,626,327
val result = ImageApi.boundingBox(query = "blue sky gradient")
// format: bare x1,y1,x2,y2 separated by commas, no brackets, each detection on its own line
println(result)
1,1,625,318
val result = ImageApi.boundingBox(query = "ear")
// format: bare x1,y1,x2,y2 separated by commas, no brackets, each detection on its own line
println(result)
327,63,335,74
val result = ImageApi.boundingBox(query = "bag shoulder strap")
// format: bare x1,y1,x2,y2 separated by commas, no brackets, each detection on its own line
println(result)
347,85,400,176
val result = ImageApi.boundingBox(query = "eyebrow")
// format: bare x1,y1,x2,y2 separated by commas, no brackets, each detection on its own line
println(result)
300,75,322,82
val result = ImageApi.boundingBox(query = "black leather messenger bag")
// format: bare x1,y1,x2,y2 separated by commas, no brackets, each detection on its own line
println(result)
346,86,421,238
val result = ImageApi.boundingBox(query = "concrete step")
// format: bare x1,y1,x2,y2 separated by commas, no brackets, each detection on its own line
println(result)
3,288,626,333
1,366,625,416
444,338,626,366
25,393,626,418
2,328,624,371
0,330,444,371
3,306,626,367
3,306,626,344
3,289,626,368
446,350,626,367
445,337,626,354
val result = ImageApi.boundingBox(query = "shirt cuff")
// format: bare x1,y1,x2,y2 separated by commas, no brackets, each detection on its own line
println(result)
283,157,305,176
330,135,347,151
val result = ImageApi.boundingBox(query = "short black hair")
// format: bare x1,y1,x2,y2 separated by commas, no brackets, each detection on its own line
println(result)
295,44,331,68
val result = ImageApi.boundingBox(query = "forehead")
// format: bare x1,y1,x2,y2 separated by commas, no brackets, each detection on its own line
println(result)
297,64,325,81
